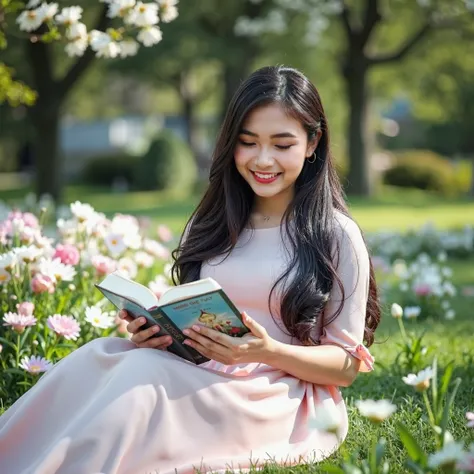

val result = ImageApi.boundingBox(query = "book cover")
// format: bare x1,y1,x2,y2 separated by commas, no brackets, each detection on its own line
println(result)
95,277,249,365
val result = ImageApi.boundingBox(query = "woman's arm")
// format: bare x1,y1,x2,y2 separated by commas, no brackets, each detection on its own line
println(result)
264,342,360,387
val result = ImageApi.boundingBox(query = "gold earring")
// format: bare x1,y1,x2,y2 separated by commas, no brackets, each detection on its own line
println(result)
307,152,317,164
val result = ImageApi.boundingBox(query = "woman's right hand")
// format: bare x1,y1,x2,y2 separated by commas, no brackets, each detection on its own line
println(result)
118,310,173,350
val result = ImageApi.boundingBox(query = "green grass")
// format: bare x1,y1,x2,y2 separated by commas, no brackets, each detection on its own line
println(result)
1,183,474,471
1,183,474,233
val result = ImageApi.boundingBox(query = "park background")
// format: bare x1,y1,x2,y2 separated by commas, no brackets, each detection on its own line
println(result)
1,1,474,472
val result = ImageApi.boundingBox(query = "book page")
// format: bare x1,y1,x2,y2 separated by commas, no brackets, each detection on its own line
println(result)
97,272,158,310
158,278,222,306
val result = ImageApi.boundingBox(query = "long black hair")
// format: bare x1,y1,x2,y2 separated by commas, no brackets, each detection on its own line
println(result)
171,65,380,346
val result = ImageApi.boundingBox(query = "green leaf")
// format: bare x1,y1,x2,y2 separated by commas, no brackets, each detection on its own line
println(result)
375,438,387,467
439,377,461,442
317,464,345,474
431,357,438,416
397,422,427,466
439,362,454,401
405,460,426,474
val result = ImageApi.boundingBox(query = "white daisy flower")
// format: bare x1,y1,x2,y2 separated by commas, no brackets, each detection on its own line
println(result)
117,257,138,279
402,367,434,392
38,257,76,282
134,251,154,268
104,233,127,257
428,441,465,469
143,238,170,259
0,268,11,285
13,245,43,264
85,306,115,329
404,306,421,319
0,251,17,271
70,201,97,223
355,399,397,423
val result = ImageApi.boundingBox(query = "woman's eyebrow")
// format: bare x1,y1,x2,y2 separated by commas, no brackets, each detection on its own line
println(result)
239,129,298,139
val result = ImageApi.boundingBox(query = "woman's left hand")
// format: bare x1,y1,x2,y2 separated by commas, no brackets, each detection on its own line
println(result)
182,312,277,365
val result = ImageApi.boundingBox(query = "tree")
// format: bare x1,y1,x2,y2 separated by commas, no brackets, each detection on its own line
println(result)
236,0,474,195
0,0,178,202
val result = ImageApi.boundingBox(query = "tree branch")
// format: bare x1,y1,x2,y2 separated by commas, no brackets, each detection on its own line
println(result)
339,2,353,39
58,4,110,100
359,0,382,47
25,37,55,95
369,22,431,65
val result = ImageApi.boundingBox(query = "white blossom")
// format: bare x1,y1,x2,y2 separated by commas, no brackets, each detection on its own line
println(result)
104,233,127,257
66,22,87,41
70,201,97,223
119,39,139,57
16,8,44,32
37,2,59,22
445,309,456,320
117,257,138,279
404,306,421,319
89,30,120,58
157,0,179,23
126,1,159,27
37,257,76,282
55,6,83,25
137,26,162,46
107,0,136,19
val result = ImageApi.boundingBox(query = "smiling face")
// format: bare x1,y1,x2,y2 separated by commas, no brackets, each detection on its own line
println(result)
234,103,318,209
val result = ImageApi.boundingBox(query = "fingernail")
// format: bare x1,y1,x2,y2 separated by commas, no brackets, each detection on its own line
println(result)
192,325,200,332
166,337,172,343
152,326,160,332
183,329,190,335
183,340,191,346
140,317,146,324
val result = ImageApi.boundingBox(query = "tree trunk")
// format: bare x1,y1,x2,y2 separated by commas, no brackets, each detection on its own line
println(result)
343,57,372,197
29,99,62,202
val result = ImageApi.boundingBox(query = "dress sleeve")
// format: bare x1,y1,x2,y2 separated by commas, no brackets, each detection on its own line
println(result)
318,216,375,372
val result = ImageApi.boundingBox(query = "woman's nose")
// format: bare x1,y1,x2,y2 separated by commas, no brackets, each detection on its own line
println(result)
255,149,274,168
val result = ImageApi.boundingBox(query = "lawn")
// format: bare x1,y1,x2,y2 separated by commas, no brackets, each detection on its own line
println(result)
1,182,473,472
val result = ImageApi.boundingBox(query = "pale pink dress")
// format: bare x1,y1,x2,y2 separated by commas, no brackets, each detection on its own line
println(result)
0,212,374,474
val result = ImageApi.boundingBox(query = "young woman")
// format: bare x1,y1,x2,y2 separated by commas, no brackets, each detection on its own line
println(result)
0,65,380,474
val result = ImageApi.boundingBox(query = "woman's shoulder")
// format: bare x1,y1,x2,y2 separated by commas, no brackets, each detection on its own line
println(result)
332,209,368,257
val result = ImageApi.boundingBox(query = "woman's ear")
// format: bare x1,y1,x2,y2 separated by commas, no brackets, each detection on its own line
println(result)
306,129,322,158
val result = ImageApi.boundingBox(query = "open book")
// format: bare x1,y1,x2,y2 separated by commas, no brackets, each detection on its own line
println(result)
95,271,249,365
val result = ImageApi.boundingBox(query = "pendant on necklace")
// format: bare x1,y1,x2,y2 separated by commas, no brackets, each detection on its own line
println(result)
262,215,270,222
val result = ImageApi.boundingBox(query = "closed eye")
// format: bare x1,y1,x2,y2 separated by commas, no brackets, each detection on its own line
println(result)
239,140,256,147
276,145,293,150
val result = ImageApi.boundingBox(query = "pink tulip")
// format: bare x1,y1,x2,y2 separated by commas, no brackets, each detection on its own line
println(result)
17,302,35,316
31,274,55,294
54,243,80,266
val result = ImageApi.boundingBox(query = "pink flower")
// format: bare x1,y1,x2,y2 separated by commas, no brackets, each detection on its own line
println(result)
157,225,173,243
47,314,80,340
414,283,432,296
17,301,35,316
31,274,56,294
467,412,474,428
53,243,80,266
3,312,37,333
19,355,53,374
351,344,375,372
91,255,117,276
22,212,39,228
